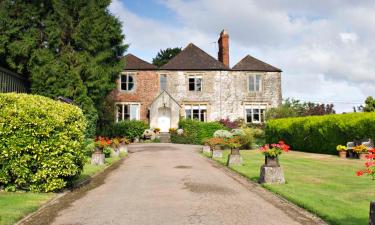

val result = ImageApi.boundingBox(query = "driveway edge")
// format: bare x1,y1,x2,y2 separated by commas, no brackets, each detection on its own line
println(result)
198,152,328,225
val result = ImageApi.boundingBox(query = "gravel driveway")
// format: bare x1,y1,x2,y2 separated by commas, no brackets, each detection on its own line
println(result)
24,143,326,225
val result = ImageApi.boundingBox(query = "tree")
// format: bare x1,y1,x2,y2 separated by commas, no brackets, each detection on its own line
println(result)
0,0,127,136
152,47,181,67
363,96,375,112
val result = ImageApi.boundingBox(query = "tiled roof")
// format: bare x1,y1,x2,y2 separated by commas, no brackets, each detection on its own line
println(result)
160,43,229,70
123,54,157,70
232,55,282,72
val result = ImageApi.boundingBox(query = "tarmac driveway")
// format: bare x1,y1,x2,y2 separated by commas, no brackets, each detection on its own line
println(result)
26,143,325,225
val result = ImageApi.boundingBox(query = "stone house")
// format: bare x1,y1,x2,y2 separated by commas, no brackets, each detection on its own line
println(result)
111,30,282,132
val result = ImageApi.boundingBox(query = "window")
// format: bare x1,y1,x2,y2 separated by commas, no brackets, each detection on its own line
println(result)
160,74,167,91
188,75,202,91
245,104,267,123
120,74,134,91
249,74,262,92
184,104,207,122
116,103,140,122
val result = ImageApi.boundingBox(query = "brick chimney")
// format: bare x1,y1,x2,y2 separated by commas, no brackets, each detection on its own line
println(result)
218,29,229,67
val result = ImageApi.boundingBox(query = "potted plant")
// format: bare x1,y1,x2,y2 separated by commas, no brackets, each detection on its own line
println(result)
354,145,367,159
92,136,111,165
259,140,290,167
205,137,225,158
119,138,130,153
226,136,242,166
154,128,161,134
336,144,347,159
111,137,121,157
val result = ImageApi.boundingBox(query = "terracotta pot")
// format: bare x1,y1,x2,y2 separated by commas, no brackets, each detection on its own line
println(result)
360,153,367,160
339,151,347,159
265,156,280,167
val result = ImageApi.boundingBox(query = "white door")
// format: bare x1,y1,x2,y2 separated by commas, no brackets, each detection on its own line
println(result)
158,107,171,132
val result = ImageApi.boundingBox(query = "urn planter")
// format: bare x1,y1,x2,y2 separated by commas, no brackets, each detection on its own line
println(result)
212,145,223,158
202,144,211,154
259,156,285,184
111,148,120,157
227,148,242,166
338,151,347,159
91,149,105,165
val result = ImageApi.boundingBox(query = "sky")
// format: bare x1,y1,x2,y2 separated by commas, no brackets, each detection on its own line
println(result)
109,0,375,113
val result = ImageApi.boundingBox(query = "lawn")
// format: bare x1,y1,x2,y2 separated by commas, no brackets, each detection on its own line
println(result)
0,153,126,225
204,150,375,225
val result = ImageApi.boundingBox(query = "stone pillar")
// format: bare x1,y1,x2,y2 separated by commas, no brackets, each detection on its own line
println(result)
202,145,211,154
91,150,105,165
212,145,223,158
227,148,242,166
111,148,120,157
119,144,128,153
370,201,375,225
259,164,285,184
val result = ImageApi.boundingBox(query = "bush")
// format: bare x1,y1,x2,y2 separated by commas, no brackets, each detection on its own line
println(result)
0,93,86,192
239,127,255,149
171,119,226,144
111,120,149,139
265,112,375,155
213,130,233,138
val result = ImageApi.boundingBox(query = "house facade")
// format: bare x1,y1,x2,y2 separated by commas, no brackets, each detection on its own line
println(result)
111,30,282,132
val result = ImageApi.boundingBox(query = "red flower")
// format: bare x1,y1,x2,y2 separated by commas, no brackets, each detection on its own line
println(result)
356,170,364,176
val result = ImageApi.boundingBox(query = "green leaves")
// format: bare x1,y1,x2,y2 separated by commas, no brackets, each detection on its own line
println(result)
0,93,86,192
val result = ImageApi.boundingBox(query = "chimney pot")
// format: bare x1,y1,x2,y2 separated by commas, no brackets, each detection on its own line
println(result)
218,29,229,67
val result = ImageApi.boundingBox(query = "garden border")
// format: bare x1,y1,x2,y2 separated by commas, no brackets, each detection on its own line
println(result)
198,151,328,225
14,154,129,225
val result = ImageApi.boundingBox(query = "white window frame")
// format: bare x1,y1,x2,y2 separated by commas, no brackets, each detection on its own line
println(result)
188,75,203,92
248,74,262,92
115,102,140,122
244,103,267,124
120,73,135,91
184,104,207,122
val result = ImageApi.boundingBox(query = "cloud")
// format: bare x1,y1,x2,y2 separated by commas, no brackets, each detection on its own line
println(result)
110,0,375,112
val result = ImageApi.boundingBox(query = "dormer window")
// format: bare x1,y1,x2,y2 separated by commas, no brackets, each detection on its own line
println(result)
120,74,134,91
188,75,202,91
249,74,262,92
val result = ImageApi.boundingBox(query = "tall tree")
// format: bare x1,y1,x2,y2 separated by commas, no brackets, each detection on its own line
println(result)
0,0,127,136
152,47,181,67
364,96,375,112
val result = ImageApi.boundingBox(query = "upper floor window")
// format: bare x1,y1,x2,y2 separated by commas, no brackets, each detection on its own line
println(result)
249,74,262,92
245,104,267,123
160,74,167,91
116,103,140,122
184,104,207,122
188,75,202,91
120,74,134,91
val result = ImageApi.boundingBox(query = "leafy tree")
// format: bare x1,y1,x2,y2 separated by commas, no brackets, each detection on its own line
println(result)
0,0,127,136
152,47,181,67
364,96,375,112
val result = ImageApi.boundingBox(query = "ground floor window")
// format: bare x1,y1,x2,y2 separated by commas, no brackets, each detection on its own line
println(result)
245,104,267,123
116,103,140,122
184,104,207,122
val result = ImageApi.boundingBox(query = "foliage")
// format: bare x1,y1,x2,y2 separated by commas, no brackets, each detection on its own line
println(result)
363,96,375,112
205,137,225,149
238,127,255,149
0,93,86,192
109,120,149,139
171,119,226,144
111,137,122,148
231,129,245,136
94,136,111,149
266,98,335,120
259,141,290,157
218,117,243,129
102,147,112,158
152,47,181,67
265,112,375,155
225,136,242,149
83,139,96,157
353,144,367,153
356,149,375,179
213,130,233,138
336,145,347,151
153,128,161,133
0,0,127,137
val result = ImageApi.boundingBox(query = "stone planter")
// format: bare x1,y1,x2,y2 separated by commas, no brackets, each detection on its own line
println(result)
227,148,242,166
111,148,120,157
91,149,105,165
259,155,285,184
202,145,211,154
212,145,223,158
360,153,367,160
338,151,347,159
370,201,375,225
119,144,128,153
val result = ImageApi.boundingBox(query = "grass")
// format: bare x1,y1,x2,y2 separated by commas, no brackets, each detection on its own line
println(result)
203,150,375,225
0,152,126,225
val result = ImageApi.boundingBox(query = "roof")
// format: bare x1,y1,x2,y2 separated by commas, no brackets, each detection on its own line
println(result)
123,54,157,70
232,55,282,72
160,43,229,70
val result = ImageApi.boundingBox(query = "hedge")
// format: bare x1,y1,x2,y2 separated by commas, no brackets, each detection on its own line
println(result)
112,120,149,139
0,93,86,192
171,119,226,145
265,112,375,155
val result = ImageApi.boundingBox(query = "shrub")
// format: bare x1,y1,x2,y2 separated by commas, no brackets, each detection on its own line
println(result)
265,112,375,155
83,139,96,157
112,120,149,140
171,119,226,144
0,93,86,192
239,127,255,149
213,130,233,138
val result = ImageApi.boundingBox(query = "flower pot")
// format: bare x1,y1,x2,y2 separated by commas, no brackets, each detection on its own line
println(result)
227,148,242,166
360,153,367,160
212,149,223,158
202,144,211,153
111,148,120,157
265,156,280,167
119,144,128,153
91,149,105,165
339,151,347,159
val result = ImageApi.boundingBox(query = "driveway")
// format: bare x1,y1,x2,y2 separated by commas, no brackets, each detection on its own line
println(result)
24,143,325,225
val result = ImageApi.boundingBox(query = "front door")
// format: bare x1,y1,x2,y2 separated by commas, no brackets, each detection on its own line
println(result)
158,107,171,132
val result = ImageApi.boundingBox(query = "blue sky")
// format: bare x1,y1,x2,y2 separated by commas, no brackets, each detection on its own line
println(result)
110,0,375,112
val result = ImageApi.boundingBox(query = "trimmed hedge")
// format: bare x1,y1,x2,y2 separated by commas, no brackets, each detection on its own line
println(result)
171,119,226,145
265,112,375,155
112,120,148,139
0,93,86,192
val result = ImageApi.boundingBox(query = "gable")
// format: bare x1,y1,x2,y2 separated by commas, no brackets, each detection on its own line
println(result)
123,54,157,70
232,55,281,72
